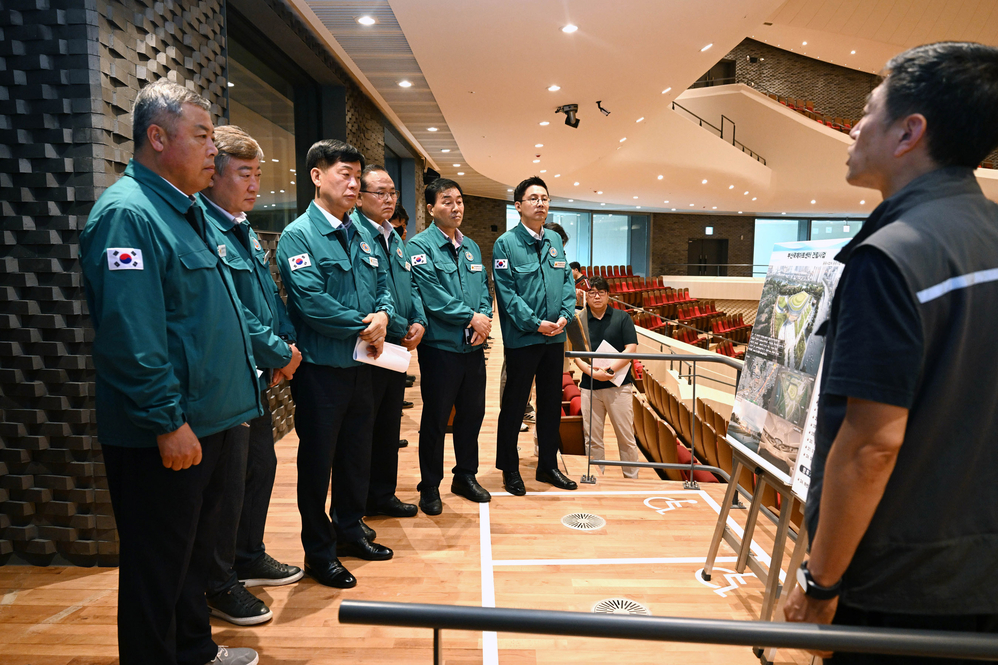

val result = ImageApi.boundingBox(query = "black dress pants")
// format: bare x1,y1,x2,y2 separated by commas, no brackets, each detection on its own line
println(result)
235,400,278,569
496,342,564,472
367,365,407,508
292,362,373,559
104,426,247,665
827,603,998,665
416,344,485,491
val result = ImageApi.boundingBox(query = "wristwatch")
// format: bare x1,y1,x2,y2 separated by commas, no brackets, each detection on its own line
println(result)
797,562,842,600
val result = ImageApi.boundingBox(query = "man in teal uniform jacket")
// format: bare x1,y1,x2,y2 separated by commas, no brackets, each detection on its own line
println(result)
351,165,425,521
200,125,304,627
80,80,260,665
407,178,493,514
276,140,395,588
493,176,578,495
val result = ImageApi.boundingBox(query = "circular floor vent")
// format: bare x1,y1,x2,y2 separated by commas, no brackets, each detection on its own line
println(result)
561,513,606,531
592,598,651,615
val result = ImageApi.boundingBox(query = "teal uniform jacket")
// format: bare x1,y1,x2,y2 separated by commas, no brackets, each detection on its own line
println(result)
276,201,394,368
492,223,576,349
407,224,492,354
352,210,427,343
80,160,262,448
202,195,296,392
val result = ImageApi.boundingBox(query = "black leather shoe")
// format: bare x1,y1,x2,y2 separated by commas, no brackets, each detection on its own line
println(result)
402,400,414,409
451,473,491,503
502,470,526,496
406,374,415,387
304,556,356,588
420,487,443,515
536,467,578,490
367,495,418,518
360,519,377,542
337,538,394,561
398,438,409,448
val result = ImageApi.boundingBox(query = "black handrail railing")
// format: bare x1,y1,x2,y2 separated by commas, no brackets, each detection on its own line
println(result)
339,600,998,662
671,101,767,165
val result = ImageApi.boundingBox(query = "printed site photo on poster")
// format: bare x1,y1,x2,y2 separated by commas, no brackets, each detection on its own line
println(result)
726,239,848,497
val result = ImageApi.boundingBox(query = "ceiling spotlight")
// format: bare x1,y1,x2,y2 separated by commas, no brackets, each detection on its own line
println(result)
562,24,578,33
811,199,816,204
597,101,611,116
539,121,550,126
619,137,627,143
802,41,808,45
728,185,734,189
556,104,580,128
532,159,541,163
662,87,672,94
701,43,713,52
357,15,376,25
428,127,438,132
540,170,547,173
860,200,866,204
744,191,749,195
636,117,645,123
535,143,544,148
548,84,561,92
574,181,580,186
701,179,708,184
657,175,664,180
398,80,413,88
851,50,856,55
555,174,561,177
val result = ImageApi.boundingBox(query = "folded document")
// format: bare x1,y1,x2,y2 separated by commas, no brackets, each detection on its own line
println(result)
353,337,412,373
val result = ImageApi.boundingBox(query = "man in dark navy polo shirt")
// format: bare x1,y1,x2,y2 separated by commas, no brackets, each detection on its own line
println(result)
784,43,998,664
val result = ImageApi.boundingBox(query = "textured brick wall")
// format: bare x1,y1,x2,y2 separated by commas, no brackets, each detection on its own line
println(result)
255,232,295,441
459,194,507,269
723,38,877,122
650,213,756,277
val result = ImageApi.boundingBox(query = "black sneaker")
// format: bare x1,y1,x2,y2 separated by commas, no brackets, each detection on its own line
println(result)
236,552,304,588
207,582,273,626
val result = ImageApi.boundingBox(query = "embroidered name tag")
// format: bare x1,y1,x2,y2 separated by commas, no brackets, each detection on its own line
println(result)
368,256,379,267
553,260,566,269
217,244,227,258
494,259,508,270
469,264,483,272
405,261,411,271
107,248,143,271
289,253,311,271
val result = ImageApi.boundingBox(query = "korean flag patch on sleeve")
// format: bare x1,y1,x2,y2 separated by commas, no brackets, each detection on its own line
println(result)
107,248,143,271
494,259,508,270
411,253,427,266
288,253,312,271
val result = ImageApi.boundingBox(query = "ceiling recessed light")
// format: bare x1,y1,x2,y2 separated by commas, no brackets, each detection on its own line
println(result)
690,203,695,207
539,121,550,126
574,181,580,186
540,169,547,173
619,137,627,142
457,172,464,176
507,189,513,192
271,159,279,162
752,197,757,201
860,200,866,204
657,175,664,180
811,199,816,204
636,206,641,209
398,80,413,88
802,41,808,45
441,149,451,153
633,196,639,199
453,163,461,167
290,169,295,172
290,181,295,185
712,206,717,209
271,191,275,194
548,85,561,92
636,117,644,123
601,202,606,206
662,87,672,94
744,191,749,195
700,43,713,52
672,208,676,211
728,185,734,189
562,24,578,33
427,127,438,132
701,179,708,184
738,211,742,214
664,200,669,203
555,174,561,177
781,212,786,215
597,190,603,194
227,82,235,88
568,199,574,202
534,143,543,148
851,50,856,55
357,15,376,26
532,159,540,163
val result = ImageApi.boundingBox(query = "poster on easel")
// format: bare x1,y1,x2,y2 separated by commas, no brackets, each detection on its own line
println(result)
726,239,848,491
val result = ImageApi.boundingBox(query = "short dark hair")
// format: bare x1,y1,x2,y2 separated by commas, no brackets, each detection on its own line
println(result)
425,178,463,206
306,139,365,173
514,176,548,202
589,276,609,292
544,221,569,246
390,203,409,224
881,42,998,167
570,261,581,271
361,164,390,189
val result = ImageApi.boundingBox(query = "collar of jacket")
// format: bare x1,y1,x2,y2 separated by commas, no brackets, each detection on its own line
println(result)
199,193,238,235
306,200,355,237
835,166,980,265
125,159,197,216
513,221,549,247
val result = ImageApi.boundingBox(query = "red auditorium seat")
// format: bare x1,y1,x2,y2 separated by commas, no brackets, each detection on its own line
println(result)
675,443,719,483
569,395,581,416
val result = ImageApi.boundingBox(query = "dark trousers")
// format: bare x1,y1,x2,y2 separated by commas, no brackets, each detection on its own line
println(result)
206,393,279,595
416,344,485,491
367,365,406,507
828,603,998,664
292,362,373,559
104,426,247,665
496,342,564,472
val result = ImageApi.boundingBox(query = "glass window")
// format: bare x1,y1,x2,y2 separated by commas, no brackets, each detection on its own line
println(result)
228,40,297,232
592,213,631,268
753,219,800,277
810,219,863,240
548,210,591,266
629,215,650,277
505,205,520,231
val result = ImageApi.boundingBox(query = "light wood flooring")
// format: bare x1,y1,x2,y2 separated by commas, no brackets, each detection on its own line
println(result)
0,328,810,664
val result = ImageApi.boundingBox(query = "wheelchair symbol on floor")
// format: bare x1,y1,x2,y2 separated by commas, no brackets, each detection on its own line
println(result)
643,496,698,514
694,567,757,598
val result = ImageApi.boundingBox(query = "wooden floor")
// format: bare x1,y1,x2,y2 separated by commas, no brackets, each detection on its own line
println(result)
0,328,810,665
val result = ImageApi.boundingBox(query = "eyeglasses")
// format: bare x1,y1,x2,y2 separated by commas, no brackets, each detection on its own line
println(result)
518,196,550,206
360,190,399,201
589,290,609,298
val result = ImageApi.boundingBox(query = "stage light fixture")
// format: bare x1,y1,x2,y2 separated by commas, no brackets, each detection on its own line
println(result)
556,104,580,128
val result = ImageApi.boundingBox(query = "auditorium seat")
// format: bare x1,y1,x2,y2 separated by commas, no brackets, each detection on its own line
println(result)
656,419,686,482
676,442,719,483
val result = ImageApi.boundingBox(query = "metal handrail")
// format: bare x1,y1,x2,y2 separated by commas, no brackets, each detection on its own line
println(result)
607,296,751,349
339,601,998,662
671,101,767,165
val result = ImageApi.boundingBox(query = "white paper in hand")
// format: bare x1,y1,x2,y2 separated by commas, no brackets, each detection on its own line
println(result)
353,336,412,373
592,340,628,387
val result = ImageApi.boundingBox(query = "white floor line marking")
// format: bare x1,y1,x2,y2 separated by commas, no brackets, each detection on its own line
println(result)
493,556,739,567
480,502,499,665
1,591,18,605
27,589,113,632
491,489,704,497
698,489,785,581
